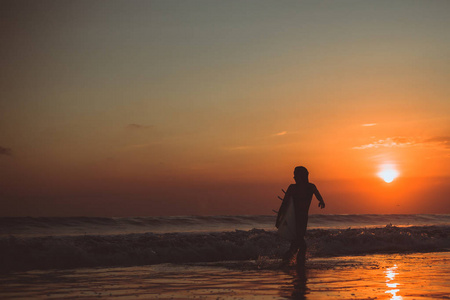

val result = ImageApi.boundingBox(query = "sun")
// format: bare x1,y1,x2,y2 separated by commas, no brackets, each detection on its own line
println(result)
377,164,399,183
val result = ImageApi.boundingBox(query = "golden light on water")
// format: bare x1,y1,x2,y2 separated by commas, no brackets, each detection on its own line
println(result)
385,264,403,300
378,165,399,183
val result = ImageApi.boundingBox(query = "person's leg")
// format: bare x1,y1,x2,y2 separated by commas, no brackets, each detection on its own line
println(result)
283,240,299,263
295,215,308,266
296,236,307,265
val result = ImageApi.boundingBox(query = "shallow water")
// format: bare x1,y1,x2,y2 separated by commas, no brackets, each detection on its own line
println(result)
1,252,448,299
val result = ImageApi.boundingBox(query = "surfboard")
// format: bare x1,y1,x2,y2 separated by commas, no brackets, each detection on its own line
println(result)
276,196,297,241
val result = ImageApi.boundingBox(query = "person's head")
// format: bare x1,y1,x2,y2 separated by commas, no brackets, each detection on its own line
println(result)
294,166,309,183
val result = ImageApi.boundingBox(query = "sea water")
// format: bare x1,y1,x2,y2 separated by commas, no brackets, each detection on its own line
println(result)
0,214,449,272
2,214,449,237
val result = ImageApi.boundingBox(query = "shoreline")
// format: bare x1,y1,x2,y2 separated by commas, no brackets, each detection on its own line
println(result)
1,251,449,299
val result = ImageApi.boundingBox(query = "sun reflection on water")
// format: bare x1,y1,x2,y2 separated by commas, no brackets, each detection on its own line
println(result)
385,264,403,300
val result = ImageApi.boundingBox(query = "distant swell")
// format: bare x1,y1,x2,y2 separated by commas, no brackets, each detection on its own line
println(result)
2,214,449,237
1,225,449,272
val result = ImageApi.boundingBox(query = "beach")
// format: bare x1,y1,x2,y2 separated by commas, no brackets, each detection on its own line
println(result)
1,251,449,299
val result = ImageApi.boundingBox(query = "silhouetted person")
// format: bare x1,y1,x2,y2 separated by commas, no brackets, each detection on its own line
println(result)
277,166,325,266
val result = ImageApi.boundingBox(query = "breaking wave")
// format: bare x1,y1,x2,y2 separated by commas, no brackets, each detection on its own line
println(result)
1,225,448,272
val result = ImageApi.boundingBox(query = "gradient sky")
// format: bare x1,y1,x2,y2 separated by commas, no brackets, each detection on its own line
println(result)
1,0,449,217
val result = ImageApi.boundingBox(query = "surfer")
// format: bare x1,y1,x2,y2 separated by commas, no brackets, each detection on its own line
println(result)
276,166,325,265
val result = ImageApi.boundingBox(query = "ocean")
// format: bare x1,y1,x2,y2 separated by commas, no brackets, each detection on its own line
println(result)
1,214,449,272
1,214,449,299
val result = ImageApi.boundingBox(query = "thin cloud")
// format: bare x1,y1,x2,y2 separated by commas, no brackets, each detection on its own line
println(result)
423,136,450,149
0,146,12,156
362,123,377,127
353,137,414,149
271,130,300,137
126,123,152,130
274,131,287,136
353,136,450,150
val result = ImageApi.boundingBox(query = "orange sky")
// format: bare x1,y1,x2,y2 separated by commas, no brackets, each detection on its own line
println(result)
0,1,449,216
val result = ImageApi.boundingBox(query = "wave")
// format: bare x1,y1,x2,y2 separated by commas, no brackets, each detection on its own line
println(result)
0,215,276,237
1,214,449,237
1,225,448,272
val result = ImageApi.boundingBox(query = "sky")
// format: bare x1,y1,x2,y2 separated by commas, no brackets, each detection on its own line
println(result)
1,0,449,217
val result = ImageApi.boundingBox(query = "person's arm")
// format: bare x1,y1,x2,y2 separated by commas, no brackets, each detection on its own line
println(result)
312,184,325,209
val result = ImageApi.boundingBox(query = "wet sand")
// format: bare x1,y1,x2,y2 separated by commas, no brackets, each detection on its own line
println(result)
1,252,448,299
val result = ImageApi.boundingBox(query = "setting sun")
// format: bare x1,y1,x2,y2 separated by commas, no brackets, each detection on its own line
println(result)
377,165,399,183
